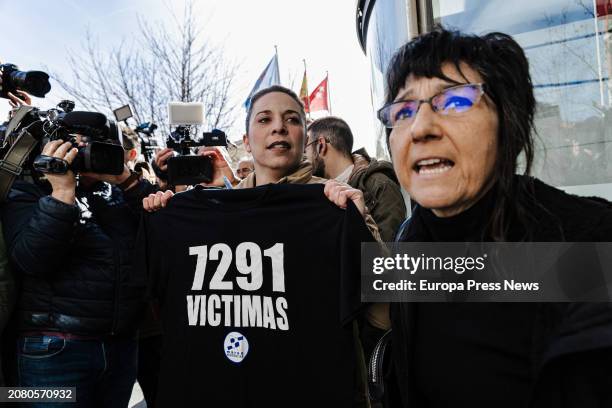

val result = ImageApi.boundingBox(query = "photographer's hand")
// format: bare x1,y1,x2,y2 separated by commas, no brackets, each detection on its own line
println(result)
154,148,174,172
7,90,32,108
197,146,236,187
42,140,78,205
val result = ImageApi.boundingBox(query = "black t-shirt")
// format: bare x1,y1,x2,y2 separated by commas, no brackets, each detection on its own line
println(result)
137,183,374,407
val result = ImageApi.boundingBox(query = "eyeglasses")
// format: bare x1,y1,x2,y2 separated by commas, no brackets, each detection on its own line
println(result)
304,137,329,152
304,139,318,150
377,83,486,129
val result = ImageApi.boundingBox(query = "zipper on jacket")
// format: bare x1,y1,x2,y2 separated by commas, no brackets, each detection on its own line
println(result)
368,329,392,401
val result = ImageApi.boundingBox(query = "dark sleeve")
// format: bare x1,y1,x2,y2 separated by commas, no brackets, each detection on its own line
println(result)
122,179,159,214
135,212,166,306
366,174,407,242
2,183,79,277
339,200,376,325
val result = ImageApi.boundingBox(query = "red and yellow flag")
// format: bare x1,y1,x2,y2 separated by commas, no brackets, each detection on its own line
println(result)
299,71,310,113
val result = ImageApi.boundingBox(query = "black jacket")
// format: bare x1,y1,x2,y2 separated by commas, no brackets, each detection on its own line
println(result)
391,177,612,407
1,179,155,336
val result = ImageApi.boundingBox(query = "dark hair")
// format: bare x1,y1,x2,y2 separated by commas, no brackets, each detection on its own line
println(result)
384,27,537,240
245,85,306,133
307,116,354,158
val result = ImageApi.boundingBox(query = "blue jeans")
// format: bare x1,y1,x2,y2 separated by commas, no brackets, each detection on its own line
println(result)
17,334,138,408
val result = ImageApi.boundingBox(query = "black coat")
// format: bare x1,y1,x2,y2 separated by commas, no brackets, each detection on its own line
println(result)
391,176,612,407
1,180,153,336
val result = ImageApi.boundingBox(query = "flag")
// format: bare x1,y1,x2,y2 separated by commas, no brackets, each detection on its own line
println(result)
596,0,612,17
309,76,329,112
299,70,310,113
244,54,281,109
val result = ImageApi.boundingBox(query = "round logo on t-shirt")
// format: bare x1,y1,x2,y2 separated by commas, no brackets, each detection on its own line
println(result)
224,331,249,363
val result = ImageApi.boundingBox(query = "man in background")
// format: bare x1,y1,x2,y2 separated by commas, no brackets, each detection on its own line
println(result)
236,157,254,180
305,115,403,408
305,116,405,242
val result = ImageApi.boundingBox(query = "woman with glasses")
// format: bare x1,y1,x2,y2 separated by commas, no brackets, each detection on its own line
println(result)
377,28,612,407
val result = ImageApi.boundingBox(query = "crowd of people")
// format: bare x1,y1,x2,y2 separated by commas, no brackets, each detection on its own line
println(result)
0,27,611,408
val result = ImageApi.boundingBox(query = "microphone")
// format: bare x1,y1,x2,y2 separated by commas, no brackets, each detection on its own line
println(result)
60,111,108,128
58,111,112,138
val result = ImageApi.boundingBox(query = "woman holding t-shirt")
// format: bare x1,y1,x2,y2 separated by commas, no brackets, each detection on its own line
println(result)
145,86,378,233
143,85,387,407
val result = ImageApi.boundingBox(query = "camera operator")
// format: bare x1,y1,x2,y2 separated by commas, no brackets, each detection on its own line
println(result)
0,87,29,385
120,131,162,408
1,132,156,406
0,225,12,387
122,128,155,183
121,127,140,169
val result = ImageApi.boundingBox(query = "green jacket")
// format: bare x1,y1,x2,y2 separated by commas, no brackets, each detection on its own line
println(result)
348,148,406,242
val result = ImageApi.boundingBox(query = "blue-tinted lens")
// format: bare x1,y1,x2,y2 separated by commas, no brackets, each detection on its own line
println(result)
390,101,419,124
434,85,480,114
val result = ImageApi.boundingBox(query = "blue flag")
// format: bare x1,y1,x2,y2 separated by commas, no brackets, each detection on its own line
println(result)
244,54,281,109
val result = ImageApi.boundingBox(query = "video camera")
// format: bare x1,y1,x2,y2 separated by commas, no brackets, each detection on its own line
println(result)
165,102,228,186
0,63,51,99
134,122,160,162
111,104,161,162
0,100,125,200
33,103,124,176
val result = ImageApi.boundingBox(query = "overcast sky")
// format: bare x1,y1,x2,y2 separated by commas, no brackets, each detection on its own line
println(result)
0,0,377,153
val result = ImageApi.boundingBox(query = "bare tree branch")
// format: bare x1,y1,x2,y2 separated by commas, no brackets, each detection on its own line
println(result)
52,0,238,141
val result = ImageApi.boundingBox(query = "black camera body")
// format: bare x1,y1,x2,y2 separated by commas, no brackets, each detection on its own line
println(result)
166,155,213,186
39,108,124,175
0,63,51,99
202,129,228,147
0,103,124,177
165,126,228,186
166,126,206,154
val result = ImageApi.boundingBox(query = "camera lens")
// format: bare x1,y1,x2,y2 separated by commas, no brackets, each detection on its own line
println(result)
10,70,51,98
